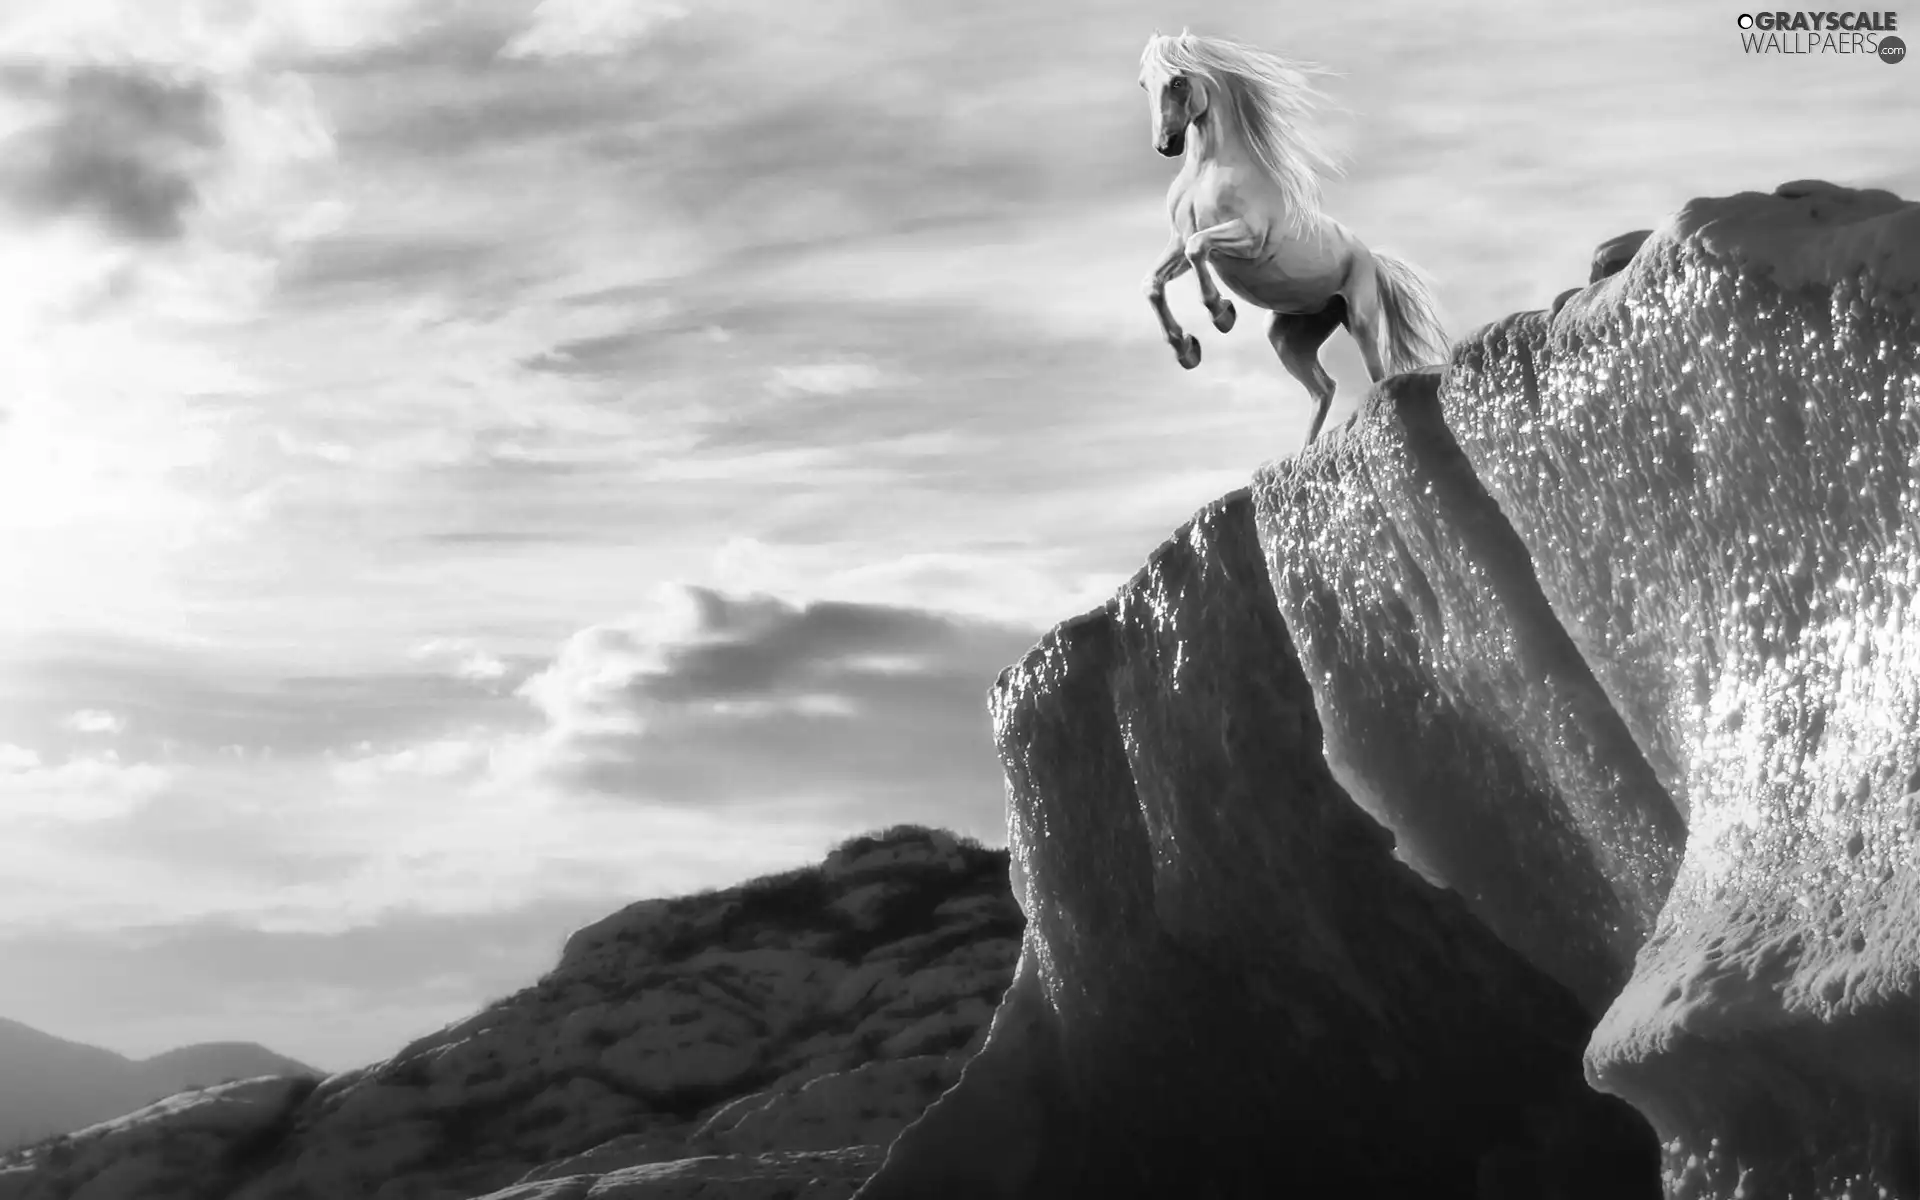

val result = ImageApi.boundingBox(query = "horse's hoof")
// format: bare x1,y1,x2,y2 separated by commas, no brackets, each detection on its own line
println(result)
1212,300,1236,333
1176,336,1202,369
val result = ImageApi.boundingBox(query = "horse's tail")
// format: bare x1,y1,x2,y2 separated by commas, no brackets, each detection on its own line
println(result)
1369,248,1450,376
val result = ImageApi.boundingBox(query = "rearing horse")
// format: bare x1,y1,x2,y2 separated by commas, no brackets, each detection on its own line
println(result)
1138,32,1449,448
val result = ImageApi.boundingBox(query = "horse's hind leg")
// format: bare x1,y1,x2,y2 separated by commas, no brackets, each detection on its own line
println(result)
1268,301,1345,449
1341,260,1392,383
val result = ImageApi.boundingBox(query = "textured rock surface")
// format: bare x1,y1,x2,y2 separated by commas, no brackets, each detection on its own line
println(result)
516,1054,960,1183
1256,371,1686,1012
1591,229,1654,284
220,827,1019,1200
1445,180,1920,1199
856,492,1658,1199
469,1149,881,1200
0,1077,314,1200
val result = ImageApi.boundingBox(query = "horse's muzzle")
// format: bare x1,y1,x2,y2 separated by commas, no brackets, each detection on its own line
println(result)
1156,131,1184,157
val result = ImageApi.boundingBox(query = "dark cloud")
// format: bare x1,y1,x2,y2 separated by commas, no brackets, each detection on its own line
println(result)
0,63,223,242
525,588,1038,832
519,329,659,377
313,49,672,161
277,233,506,296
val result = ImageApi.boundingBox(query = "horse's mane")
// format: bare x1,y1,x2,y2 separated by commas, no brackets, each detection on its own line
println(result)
1141,31,1343,223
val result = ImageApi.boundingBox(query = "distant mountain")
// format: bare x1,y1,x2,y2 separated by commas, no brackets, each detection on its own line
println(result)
0,1018,318,1150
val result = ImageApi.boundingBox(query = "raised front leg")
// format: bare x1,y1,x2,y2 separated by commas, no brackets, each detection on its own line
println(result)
1185,219,1257,334
1142,232,1202,369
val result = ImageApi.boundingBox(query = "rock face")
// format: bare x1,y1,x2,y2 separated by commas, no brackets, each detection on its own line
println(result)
1257,370,1686,1014
856,492,1659,1199
516,1053,962,1183
470,1148,881,1200
0,1077,315,1200
1591,229,1654,283
1444,180,1920,1199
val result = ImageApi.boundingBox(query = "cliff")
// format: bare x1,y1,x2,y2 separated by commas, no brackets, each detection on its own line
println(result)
857,476,1658,1200
1449,179,1920,1198
862,180,1918,1199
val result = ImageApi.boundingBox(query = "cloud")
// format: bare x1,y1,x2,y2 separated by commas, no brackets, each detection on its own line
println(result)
314,44,667,163
0,1,438,71
767,361,885,396
517,324,678,379
408,637,511,683
64,709,125,735
0,745,170,823
275,233,502,297
0,63,223,242
515,584,1036,829
500,0,689,61
331,735,497,787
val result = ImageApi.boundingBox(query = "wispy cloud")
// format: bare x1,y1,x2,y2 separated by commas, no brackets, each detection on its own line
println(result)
767,361,886,396
408,638,511,682
63,708,125,735
500,0,688,60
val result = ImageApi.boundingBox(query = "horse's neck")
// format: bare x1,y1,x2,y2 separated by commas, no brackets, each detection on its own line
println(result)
1185,102,1257,173
1186,100,1316,232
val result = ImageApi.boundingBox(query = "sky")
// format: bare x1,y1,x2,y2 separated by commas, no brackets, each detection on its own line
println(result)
0,0,1913,1072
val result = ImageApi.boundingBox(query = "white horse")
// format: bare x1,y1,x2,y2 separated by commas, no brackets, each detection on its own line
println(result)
1138,32,1449,447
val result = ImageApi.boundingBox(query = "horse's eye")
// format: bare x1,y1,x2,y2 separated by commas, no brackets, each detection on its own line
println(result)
1170,76,1187,91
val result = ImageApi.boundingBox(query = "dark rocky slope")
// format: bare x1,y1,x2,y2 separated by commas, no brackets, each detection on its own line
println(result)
0,829,1023,1200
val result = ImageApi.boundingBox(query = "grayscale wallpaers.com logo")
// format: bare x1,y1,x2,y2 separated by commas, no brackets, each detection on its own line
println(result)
1735,10,1905,59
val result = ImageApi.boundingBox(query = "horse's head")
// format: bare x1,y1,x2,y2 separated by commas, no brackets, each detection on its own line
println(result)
1138,36,1213,158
